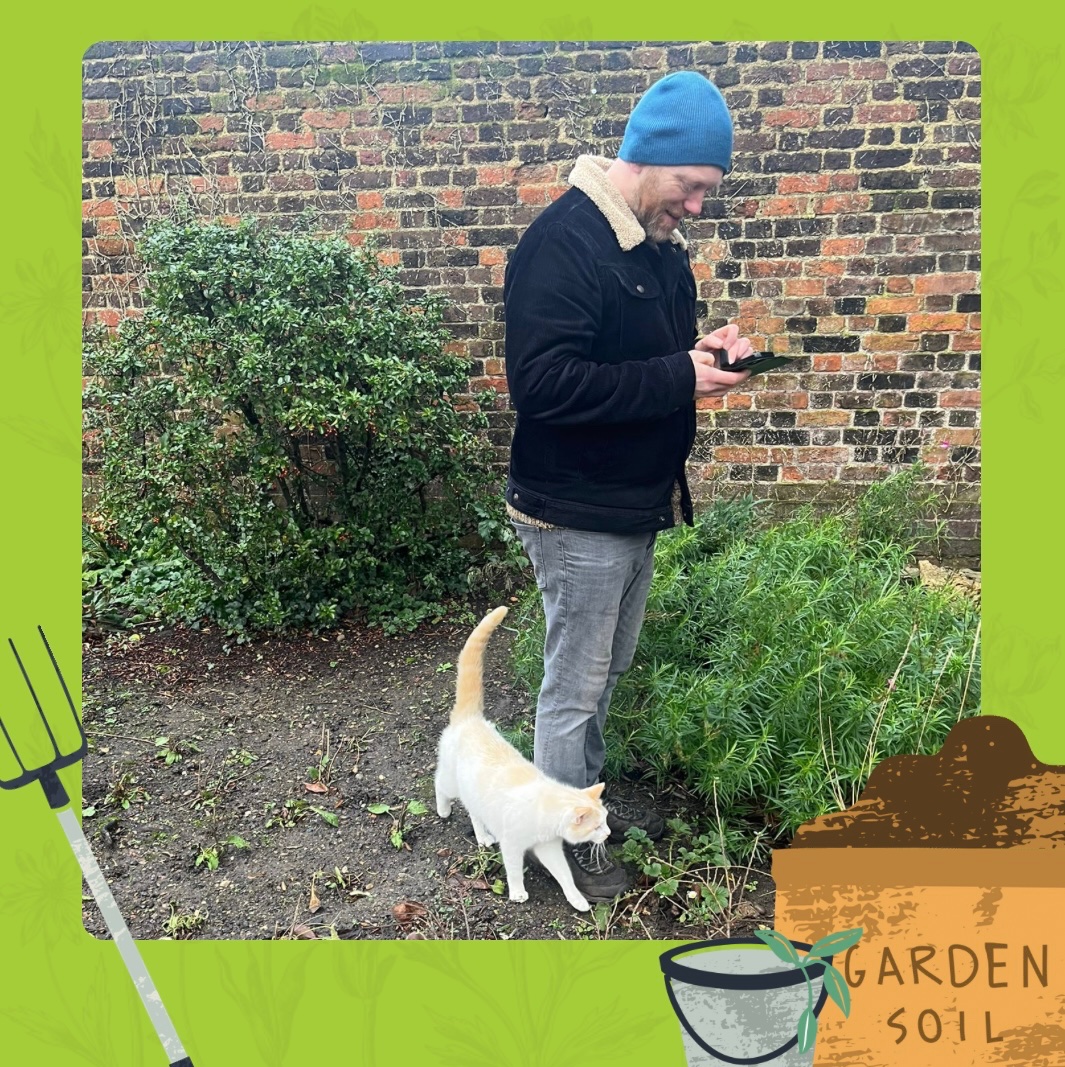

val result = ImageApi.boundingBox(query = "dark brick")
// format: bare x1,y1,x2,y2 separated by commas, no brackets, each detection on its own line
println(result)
883,447,921,464
901,127,925,144
757,430,810,446
744,221,774,239
718,222,743,240
931,191,980,209
785,317,818,333
715,68,741,89
878,316,907,333
857,373,916,390
868,129,895,145
854,447,879,463
949,410,978,427
728,281,754,298
921,334,951,352
835,298,866,315
900,355,937,371
779,132,806,151
870,192,929,211
860,170,921,190
904,79,965,101
803,336,861,353
904,391,938,408
807,129,865,150
855,149,912,169
824,41,883,59
957,294,980,313
758,89,785,106
763,153,822,173
775,218,831,237
769,412,797,427
792,43,819,60
823,152,853,170
844,429,898,446
824,108,853,126
853,410,880,426
837,215,877,235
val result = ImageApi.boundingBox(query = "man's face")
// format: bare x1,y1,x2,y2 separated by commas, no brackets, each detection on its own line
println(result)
632,164,725,242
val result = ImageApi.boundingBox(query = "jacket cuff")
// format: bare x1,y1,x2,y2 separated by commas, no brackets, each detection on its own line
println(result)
665,349,697,406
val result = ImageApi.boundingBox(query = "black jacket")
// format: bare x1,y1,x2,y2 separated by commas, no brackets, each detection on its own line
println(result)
504,184,699,533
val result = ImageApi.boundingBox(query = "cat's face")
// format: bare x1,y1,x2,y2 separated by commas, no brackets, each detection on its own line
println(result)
563,782,610,845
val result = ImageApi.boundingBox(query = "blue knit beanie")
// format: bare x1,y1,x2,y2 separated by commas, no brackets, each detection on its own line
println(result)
618,71,734,173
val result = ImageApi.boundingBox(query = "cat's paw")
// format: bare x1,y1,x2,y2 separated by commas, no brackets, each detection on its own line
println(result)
476,834,497,847
509,889,529,903
568,893,591,911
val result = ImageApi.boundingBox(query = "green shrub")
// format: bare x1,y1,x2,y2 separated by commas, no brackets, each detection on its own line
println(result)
84,218,513,634
511,472,981,843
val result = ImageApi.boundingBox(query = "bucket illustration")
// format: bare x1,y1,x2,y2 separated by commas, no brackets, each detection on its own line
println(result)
660,938,830,1066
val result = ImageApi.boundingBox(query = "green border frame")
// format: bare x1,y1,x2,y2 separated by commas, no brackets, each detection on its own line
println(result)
2,4,1061,1064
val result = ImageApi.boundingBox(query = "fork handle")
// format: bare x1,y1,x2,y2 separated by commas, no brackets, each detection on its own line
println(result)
58,808,195,1065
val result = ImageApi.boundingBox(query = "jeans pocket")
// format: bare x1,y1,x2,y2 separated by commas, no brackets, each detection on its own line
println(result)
511,521,547,591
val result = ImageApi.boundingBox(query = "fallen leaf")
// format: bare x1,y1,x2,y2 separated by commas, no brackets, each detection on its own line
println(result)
309,885,321,913
288,924,317,939
392,900,427,926
303,782,328,794
406,931,427,939
467,878,491,892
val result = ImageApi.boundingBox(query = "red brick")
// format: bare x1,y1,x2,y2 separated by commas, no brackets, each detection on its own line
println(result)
786,85,836,105
477,166,509,185
715,447,771,463
763,196,807,216
87,140,113,159
83,101,110,120
438,188,464,207
696,397,725,411
908,313,967,332
867,296,919,314
807,259,846,277
811,355,843,372
778,174,830,194
303,110,350,129
96,217,121,236
764,108,822,128
951,332,981,351
265,131,315,150
83,199,117,218
854,61,889,80
356,191,384,209
829,173,861,191
785,279,825,297
855,103,920,123
822,238,864,256
806,62,851,81
798,409,850,426
941,391,980,407
518,186,547,204
479,248,505,266
865,333,919,352
886,276,914,294
814,194,872,214
914,272,979,295
197,115,225,133
246,94,284,112
748,260,803,278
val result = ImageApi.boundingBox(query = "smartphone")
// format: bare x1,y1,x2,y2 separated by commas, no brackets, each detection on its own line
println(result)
717,351,795,376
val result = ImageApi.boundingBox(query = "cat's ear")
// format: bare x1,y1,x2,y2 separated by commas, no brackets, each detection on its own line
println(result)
573,806,594,824
584,783,605,800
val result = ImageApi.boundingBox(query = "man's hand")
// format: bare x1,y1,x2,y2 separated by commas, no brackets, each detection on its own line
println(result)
694,323,755,369
689,350,751,397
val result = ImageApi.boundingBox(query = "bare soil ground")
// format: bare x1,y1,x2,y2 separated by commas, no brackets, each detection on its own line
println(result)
81,600,775,942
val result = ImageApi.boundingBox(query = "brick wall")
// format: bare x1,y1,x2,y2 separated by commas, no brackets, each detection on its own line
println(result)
82,40,981,565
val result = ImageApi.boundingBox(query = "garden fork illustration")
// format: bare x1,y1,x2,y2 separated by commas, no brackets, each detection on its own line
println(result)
1,625,195,1066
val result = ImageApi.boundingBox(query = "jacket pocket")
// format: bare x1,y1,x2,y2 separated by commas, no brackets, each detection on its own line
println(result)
602,267,667,357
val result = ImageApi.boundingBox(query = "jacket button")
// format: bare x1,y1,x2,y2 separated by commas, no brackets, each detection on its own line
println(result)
636,284,645,293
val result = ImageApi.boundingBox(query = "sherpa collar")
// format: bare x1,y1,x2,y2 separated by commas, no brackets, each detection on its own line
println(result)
567,155,688,252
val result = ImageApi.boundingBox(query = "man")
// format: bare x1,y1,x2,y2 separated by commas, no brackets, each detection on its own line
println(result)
503,71,754,901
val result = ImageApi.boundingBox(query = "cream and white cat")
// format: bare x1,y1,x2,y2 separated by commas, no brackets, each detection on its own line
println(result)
435,606,610,911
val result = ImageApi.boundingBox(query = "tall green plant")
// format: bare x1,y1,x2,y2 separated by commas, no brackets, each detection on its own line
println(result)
511,474,981,840
85,218,510,633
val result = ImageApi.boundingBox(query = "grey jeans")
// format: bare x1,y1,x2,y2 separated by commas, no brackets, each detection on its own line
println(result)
513,522,657,789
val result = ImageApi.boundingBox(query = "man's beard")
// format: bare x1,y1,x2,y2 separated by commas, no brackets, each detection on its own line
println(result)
634,177,680,243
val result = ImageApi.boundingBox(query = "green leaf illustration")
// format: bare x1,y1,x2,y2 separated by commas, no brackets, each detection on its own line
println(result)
752,928,801,965
797,1008,818,1053
808,926,864,960
820,962,852,1017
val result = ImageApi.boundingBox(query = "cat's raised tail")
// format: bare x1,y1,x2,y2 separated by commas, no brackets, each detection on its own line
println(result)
450,606,508,724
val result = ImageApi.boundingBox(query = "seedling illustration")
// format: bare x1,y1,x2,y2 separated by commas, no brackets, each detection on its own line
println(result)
0,626,195,1066
660,926,863,1065
753,927,863,1053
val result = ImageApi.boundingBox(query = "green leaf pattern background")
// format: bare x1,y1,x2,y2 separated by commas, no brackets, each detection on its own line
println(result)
1,5,1060,1065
